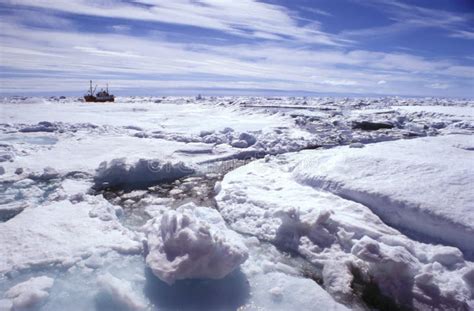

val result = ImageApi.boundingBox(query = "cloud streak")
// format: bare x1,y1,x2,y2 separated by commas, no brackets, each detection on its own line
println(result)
5,0,343,45
344,0,474,41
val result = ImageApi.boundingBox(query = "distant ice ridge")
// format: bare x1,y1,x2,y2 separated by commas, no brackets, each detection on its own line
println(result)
143,203,248,285
216,134,474,309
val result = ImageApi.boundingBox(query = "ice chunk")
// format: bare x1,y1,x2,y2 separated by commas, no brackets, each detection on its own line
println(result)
144,203,248,284
124,125,143,131
231,140,248,148
4,276,54,310
14,167,23,175
322,261,354,300
96,273,147,310
349,142,364,148
352,120,394,131
352,236,417,306
220,127,233,134
0,153,13,162
93,158,194,190
30,167,60,181
199,130,215,137
238,132,257,146
463,268,474,290
430,247,464,268
0,203,25,222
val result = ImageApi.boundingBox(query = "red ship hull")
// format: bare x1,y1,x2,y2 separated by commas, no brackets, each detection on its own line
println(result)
84,95,115,102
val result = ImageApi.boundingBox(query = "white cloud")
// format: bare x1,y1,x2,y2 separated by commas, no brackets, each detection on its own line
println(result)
426,83,450,90
321,79,358,86
299,6,333,17
449,30,474,40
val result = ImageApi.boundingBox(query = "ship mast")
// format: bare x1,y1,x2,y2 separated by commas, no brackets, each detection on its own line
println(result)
89,80,93,95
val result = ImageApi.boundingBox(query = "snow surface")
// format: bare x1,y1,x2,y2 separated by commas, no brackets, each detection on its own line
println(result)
0,99,286,133
293,134,474,256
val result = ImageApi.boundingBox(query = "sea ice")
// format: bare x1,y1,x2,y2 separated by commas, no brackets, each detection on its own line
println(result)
2,96,474,310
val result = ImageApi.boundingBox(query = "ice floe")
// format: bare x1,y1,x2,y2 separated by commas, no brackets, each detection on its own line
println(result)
0,197,141,274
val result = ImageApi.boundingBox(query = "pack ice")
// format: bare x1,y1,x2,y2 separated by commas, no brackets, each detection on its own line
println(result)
1,96,474,310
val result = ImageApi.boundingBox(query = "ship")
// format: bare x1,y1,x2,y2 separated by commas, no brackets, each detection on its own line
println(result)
84,80,115,102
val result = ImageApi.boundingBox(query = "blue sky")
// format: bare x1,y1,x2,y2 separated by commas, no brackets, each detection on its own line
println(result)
0,0,473,97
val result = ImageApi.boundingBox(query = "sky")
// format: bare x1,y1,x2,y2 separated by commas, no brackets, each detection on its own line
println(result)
0,0,473,97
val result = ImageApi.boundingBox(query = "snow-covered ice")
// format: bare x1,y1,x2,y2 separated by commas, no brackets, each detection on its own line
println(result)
293,134,474,256
0,197,141,274
216,133,474,309
1,96,473,310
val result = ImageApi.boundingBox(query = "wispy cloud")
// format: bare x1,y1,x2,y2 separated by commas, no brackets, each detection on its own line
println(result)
343,0,474,41
426,83,450,90
299,6,333,17
449,30,474,40
5,0,343,45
